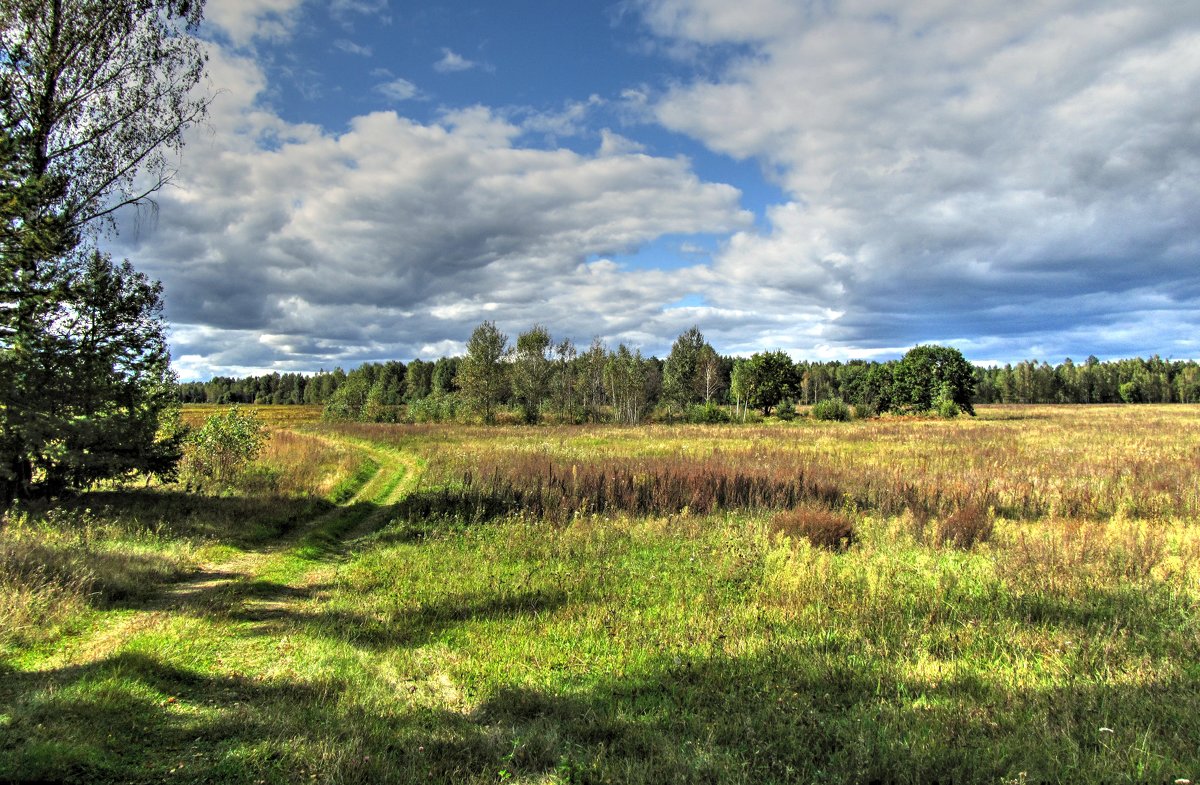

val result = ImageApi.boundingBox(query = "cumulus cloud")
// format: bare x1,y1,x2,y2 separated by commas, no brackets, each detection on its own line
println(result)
640,0,1200,360
433,48,477,73
374,77,421,102
110,49,751,376
205,0,304,47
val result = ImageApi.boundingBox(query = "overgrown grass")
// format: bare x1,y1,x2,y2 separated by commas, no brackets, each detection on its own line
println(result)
334,404,1200,522
0,429,360,660
1,406,1198,783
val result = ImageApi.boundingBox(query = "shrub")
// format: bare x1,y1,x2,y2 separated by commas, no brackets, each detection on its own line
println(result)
775,398,797,421
812,398,852,422
934,385,961,418
407,393,461,424
771,506,856,551
935,502,994,549
179,406,269,491
687,403,731,424
852,401,878,419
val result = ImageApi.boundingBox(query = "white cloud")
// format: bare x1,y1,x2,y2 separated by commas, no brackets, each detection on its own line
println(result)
639,0,1200,358
334,39,373,57
519,95,605,138
374,77,420,102
434,48,477,73
204,0,304,47
598,129,646,156
111,49,751,376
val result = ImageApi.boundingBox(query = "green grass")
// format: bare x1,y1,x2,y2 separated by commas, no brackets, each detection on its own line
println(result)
1,406,1198,783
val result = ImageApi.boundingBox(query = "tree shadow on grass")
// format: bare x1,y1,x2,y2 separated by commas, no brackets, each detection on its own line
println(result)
45,489,338,549
3,643,1197,785
228,587,571,650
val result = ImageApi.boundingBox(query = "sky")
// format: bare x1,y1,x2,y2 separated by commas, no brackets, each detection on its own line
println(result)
104,0,1200,380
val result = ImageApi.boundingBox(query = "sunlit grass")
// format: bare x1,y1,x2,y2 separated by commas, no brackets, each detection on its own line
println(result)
1,405,1198,783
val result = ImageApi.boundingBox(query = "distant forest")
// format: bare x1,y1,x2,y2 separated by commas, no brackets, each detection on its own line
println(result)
177,345,1200,412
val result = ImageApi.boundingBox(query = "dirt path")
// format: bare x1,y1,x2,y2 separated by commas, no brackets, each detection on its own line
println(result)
41,429,422,670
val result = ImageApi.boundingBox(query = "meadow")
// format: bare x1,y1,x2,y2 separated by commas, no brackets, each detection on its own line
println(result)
1,405,1197,784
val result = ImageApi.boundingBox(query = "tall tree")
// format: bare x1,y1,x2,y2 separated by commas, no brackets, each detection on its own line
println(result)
743,351,797,416
605,343,650,425
549,337,577,423
404,359,433,401
459,321,508,424
693,344,726,406
32,251,181,491
0,0,207,228
0,0,207,499
891,345,976,415
662,326,705,419
509,324,551,424
576,337,608,423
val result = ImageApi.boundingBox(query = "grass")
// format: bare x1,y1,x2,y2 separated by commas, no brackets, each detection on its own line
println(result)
1,405,1198,783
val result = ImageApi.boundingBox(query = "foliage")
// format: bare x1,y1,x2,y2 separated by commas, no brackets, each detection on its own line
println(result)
322,373,371,423
0,0,207,228
935,387,961,418
404,359,433,401
662,326,706,418
549,338,579,423
742,350,797,415
431,356,459,395
459,322,508,424
812,397,852,421
686,402,731,424
509,324,552,424
0,0,207,501
892,345,976,415
1,247,182,496
406,392,461,423
774,397,797,420
179,406,268,490
604,343,654,424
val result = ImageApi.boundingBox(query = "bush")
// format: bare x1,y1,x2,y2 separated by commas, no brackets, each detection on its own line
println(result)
812,398,852,422
852,402,877,419
775,399,797,421
687,403,731,424
771,506,856,551
179,406,269,491
936,398,961,418
407,393,461,424
935,502,994,549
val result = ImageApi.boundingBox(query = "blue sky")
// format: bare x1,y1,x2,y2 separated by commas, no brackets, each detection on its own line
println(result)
106,0,1200,379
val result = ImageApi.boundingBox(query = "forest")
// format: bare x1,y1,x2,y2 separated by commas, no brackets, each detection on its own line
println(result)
178,323,1200,421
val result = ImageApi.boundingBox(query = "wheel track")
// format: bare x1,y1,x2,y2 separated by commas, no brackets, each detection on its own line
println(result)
34,428,422,671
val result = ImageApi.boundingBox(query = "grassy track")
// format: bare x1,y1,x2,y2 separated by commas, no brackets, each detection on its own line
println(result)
0,429,421,784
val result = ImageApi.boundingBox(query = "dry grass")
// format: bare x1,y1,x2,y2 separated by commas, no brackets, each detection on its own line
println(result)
335,405,1200,524
180,403,324,429
771,506,857,550
935,502,995,549
258,430,365,497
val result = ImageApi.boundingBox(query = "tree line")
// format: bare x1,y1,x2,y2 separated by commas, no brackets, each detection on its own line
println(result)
180,327,1200,425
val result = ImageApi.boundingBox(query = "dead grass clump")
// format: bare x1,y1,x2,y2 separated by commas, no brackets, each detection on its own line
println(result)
1107,522,1168,580
1007,519,1106,573
772,507,856,551
0,525,93,650
935,502,994,549
259,430,360,497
